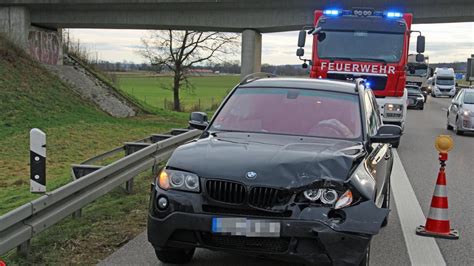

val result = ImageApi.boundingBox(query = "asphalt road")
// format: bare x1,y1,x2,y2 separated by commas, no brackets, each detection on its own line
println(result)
398,96,474,265
100,97,472,265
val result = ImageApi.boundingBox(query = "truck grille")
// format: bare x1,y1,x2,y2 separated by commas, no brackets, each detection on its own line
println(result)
201,233,290,253
248,187,291,209
327,72,387,91
206,180,246,204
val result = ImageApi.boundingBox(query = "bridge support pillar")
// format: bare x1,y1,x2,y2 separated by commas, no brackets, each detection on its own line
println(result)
0,6,30,48
241,29,262,79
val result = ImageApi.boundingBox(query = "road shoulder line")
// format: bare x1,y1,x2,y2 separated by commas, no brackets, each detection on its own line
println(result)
391,150,446,266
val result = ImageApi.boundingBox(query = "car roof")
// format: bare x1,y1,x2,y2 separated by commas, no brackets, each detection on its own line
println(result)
462,88,474,93
238,77,360,94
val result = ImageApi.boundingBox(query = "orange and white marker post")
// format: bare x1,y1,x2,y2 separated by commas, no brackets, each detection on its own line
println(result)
416,135,459,239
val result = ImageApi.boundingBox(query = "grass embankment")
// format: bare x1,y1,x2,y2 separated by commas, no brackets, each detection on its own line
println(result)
116,73,240,111
0,36,188,264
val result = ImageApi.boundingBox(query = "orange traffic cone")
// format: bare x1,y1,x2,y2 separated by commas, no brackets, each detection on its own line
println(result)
416,152,459,239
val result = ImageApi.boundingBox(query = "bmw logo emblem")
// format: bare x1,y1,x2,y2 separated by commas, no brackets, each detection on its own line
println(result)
246,171,257,179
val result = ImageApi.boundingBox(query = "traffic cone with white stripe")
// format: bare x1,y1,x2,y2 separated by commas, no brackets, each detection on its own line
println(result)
416,152,459,239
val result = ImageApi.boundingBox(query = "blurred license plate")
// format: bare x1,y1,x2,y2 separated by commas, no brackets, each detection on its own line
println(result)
211,217,280,237
408,99,415,105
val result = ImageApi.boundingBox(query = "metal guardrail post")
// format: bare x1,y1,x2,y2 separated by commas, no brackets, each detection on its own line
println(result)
17,240,30,257
123,142,151,194
71,165,102,218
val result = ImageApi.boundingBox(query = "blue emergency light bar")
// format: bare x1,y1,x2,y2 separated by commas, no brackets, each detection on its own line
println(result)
386,11,403,18
323,8,403,19
323,9,341,16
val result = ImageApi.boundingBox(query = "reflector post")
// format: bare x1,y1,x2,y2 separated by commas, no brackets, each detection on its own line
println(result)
30,128,46,193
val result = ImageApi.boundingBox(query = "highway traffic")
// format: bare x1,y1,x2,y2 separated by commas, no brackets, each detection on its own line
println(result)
100,96,473,265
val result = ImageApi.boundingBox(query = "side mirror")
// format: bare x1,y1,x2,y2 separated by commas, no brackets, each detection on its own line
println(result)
298,30,306,47
370,125,402,145
296,48,305,57
189,112,208,130
416,53,425,63
416,35,425,53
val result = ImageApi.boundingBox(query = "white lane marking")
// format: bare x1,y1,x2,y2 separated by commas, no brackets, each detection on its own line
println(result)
391,150,446,266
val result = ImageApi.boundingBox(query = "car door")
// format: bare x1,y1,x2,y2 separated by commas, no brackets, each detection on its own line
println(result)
364,91,389,206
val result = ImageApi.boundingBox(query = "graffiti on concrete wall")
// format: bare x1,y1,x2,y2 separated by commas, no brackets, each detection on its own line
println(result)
28,30,62,65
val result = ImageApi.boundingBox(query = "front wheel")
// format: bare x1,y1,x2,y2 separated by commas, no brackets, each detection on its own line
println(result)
454,117,464,135
154,247,195,264
359,242,371,266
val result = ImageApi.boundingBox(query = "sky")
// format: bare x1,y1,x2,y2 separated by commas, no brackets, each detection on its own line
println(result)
69,22,474,65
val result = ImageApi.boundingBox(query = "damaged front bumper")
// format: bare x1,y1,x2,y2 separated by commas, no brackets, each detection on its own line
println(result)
147,186,389,265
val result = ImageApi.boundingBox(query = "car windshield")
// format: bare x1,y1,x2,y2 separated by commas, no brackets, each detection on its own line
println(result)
464,92,474,104
436,77,454,85
210,88,362,140
317,31,404,63
407,88,421,94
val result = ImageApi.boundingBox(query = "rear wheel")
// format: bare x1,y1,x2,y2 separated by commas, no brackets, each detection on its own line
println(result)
391,140,400,148
154,247,195,264
381,177,391,227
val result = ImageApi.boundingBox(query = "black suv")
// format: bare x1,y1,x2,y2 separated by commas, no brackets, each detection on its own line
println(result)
148,75,400,265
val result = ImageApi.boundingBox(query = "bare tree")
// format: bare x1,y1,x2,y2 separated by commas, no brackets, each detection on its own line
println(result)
139,30,239,111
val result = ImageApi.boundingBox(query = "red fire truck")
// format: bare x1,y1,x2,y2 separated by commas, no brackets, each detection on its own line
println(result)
297,8,425,145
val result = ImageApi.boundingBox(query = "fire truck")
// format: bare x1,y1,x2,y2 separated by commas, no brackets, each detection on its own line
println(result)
296,8,425,145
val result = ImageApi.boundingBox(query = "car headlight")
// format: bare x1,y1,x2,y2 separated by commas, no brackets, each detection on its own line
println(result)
416,96,424,101
463,110,472,117
298,184,358,209
385,103,403,112
157,169,200,192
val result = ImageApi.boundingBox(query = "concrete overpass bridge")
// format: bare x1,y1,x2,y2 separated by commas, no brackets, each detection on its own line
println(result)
1,0,473,75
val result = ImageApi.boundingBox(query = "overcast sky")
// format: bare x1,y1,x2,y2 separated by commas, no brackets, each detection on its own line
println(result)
69,22,473,65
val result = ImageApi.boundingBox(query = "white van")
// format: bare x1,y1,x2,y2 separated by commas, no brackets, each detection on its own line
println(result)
431,67,456,97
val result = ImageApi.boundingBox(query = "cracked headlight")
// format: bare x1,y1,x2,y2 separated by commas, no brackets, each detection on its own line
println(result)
298,184,358,209
157,169,200,192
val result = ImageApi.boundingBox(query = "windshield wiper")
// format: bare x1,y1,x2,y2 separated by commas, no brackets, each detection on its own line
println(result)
327,57,355,62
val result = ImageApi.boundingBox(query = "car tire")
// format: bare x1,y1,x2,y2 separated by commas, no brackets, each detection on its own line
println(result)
154,247,195,264
381,177,391,227
359,242,371,266
420,105,424,110
391,140,400,148
454,117,464,135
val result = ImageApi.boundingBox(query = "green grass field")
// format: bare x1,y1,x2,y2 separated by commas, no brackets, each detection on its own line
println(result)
0,36,188,264
116,74,240,112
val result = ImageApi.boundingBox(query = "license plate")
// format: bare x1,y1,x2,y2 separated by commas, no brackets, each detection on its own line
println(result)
211,217,281,237
408,99,415,105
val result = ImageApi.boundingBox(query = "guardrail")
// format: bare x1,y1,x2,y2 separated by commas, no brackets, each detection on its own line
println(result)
0,129,201,256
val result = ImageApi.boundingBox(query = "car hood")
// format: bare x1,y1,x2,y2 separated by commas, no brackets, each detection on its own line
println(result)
167,132,365,189
463,104,474,112
408,92,423,97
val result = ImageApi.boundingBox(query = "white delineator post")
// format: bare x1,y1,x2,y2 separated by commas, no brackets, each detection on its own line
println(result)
30,128,46,193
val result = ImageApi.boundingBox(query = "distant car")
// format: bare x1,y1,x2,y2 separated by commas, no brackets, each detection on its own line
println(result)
406,86,425,109
147,76,399,266
447,89,474,135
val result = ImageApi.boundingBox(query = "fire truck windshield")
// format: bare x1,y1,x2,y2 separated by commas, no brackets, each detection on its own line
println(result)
317,30,404,63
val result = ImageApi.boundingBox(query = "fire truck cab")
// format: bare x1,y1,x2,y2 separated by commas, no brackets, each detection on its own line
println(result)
296,8,425,145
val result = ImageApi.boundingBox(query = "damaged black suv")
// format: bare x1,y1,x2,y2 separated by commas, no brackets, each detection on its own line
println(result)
148,75,400,265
